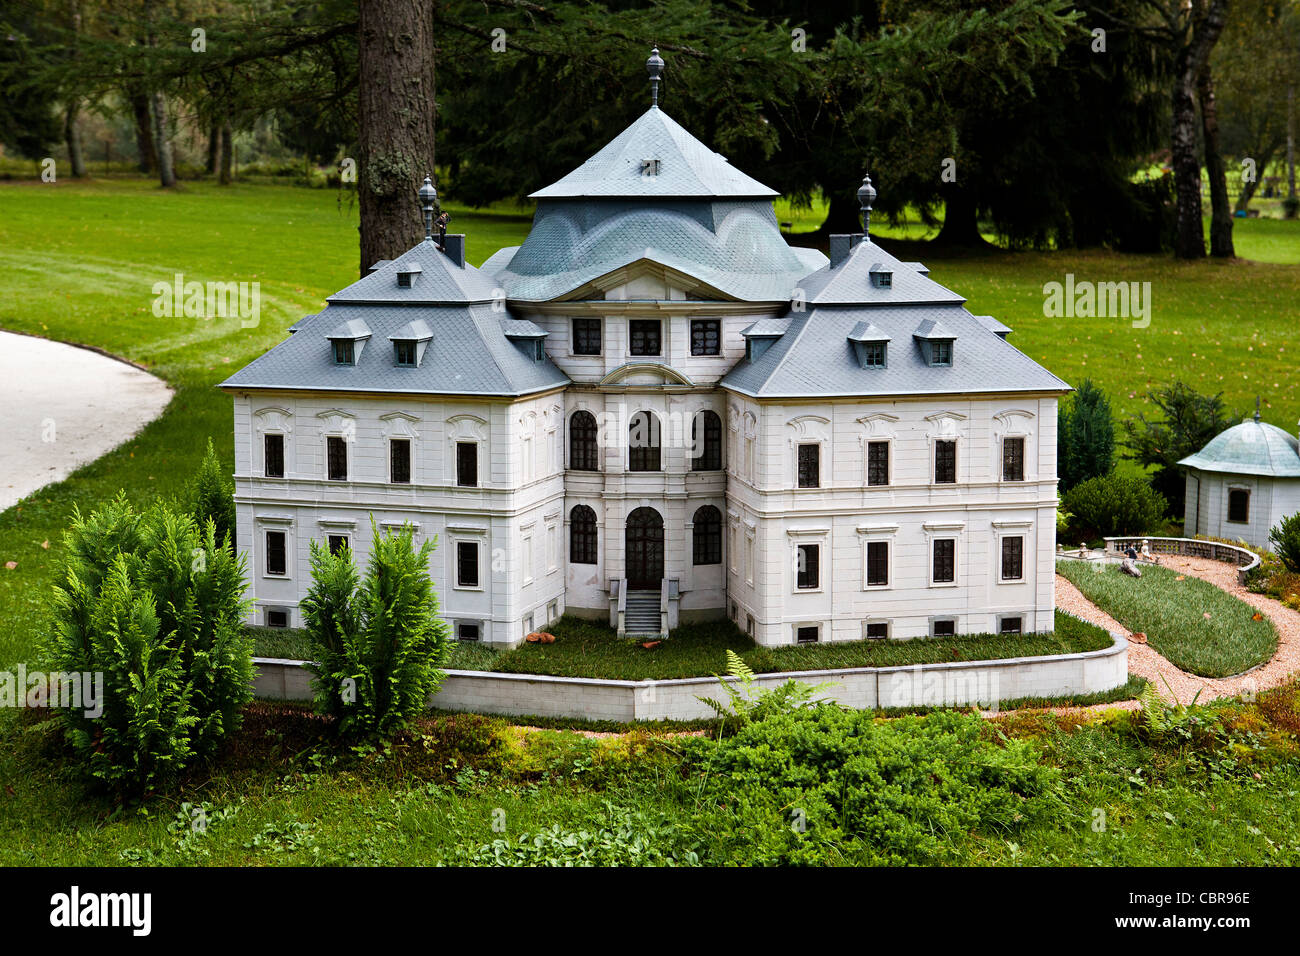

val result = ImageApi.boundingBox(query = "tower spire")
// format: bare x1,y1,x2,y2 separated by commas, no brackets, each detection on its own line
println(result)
646,46,664,108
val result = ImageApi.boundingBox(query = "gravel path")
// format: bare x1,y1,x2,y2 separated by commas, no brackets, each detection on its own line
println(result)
1053,554,1300,708
0,330,172,511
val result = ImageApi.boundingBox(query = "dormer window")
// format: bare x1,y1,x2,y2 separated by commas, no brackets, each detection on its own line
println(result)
326,318,372,366
333,339,354,365
641,158,660,177
869,263,893,288
848,321,889,369
395,262,422,288
913,320,956,367
394,340,417,367
930,340,953,366
741,320,785,363
388,319,432,368
503,319,549,363
861,342,886,367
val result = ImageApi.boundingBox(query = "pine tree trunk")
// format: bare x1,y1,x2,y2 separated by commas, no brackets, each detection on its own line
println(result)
1235,145,1275,212
935,184,985,247
357,0,437,276
1288,86,1297,208
64,103,87,178
1171,0,1230,259
151,91,176,187
206,123,220,175
130,91,157,174
219,122,233,185
1198,63,1234,257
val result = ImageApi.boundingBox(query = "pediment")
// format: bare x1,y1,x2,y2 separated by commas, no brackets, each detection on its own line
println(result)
555,257,734,303
598,362,695,387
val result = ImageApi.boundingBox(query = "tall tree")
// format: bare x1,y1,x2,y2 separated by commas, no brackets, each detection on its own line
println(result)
357,0,436,274
1121,381,1233,518
1059,379,1116,492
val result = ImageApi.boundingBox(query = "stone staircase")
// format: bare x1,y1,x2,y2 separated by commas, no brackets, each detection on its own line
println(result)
624,589,663,637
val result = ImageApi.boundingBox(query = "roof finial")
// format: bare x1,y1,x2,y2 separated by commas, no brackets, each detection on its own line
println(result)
1255,395,1261,423
857,172,877,241
646,46,664,108
418,175,438,241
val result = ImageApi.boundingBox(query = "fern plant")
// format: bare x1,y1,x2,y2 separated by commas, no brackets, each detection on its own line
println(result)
698,649,834,733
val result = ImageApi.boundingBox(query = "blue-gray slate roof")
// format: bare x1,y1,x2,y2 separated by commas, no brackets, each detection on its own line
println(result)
330,238,500,305
1179,420,1300,478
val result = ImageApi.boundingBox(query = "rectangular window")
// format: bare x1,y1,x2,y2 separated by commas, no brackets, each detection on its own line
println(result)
265,530,286,576
797,444,820,488
327,436,347,481
930,340,952,366
390,439,411,484
1228,488,1250,523
266,608,288,629
932,619,956,637
867,441,889,486
327,534,348,556
456,442,478,487
394,340,417,367
796,543,819,590
932,538,956,584
862,342,886,367
264,434,284,478
999,616,1023,635
934,440,956,484
796,625,820,645
457,622,480,642
746,615,754,637
456,541,479,587
629,319,661,356
865,622,888,640
690,319,720,356
573,318,602,355
1002,437,1025,481
332,339,354,365
1001,536,1024,581
866,541,889,587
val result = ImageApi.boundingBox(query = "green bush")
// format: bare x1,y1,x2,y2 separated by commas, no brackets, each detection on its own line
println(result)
302,520,450,739
188,438,236,551
685,707,1056,865
1269,512,1300,573
47,496,253,795
1059,378,1115,492
1062,471,1167,537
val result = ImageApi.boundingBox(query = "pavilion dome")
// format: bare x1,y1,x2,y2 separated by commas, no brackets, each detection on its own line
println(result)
1178,419,1300,478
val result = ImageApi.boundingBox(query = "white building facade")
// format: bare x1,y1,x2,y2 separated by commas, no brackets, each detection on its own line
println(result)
223,65,1070,648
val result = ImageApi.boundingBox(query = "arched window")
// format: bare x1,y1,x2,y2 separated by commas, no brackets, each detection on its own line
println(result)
569,410,599,471
570,505,598,564
692,506,722,565
628,411,661,472
692,411,722,471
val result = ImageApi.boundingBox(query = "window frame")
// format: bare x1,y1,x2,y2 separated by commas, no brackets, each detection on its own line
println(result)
796,542,820,591
263,433,285,479
1002,436,1025,482
929,340,953,366
692,411,723,471
930,618,957,638
999,616,1024,635
327,534,349,556
456,441,479,488
389,438,411,484
795,624,821,645
568,410,600,472
572,318,602,356
692,506,723,566
689,318,721,356
628,319,662,357
1227,487,1250,524
796,443,821,489
865,539,890,588
393,339,417,367
326,435,348,482
265,529,288,577
628,410,661,472
454,540,481,589
1000,535,1025,583
933,439,957,484
332,338,355,366
931,537,957,586
866,440,890,487
569,505,598,565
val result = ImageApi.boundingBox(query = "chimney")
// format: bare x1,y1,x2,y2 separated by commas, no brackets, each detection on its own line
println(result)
441,234,466,268
828,233,866,268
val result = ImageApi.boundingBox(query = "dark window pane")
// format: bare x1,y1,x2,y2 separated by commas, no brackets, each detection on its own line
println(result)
999,616,1023,634
266,609,288,629
862,342,886,367
797,544,819,589
628,412,660,471
456,442,477,487
1002,437,1024,481
866,622,888,639
264,434,284,478
1001,536,1024,580
690,319,720,356
692,412,722,471
796,626,819,644
266,531,286,575
458,622,480,642
933,539,955,583
629,320,661,356
390,439,411,483
456,541,479,587
569,411,599,471
933,619,956,637
394,340,417,366
327,436,348,481
797,444,820,488
930,340,952,366
570,505,598,564
867,441,889,486
333,339,354,365
934,440,956,483
866,540,889,586
573,318,602,355
1228,489,1249,523
327,535,348,556
692,506,722,565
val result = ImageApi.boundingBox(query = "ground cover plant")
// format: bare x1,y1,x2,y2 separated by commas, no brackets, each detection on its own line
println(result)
1056,560,1277,677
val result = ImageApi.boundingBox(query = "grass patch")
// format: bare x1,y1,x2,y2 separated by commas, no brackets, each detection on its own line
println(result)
1057,560,1277,677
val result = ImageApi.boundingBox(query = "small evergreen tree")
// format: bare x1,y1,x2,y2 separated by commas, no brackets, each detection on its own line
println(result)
1059,379,1114,491
189,438,236,551
1269,512,1300,573
1121,382,1232,518
302,519,450,739
1062,472,1168,537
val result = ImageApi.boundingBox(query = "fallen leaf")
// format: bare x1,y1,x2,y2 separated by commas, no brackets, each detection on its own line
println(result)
1252,612,1263,621
40,540,49,550
1204,612,1212,619
3,561,15,570
1175,575,1186,581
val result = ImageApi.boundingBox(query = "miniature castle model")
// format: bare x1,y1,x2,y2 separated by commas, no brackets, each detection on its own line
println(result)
1179,403,1300,549
222,49,1071,648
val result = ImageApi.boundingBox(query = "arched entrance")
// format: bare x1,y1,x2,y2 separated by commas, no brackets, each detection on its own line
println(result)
625,507,664,590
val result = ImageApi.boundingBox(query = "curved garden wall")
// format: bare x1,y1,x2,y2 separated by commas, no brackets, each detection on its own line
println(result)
1102,536,1260,584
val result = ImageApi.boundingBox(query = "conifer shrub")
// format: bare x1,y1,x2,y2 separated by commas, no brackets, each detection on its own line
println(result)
48,496,254,795
1269,512,1300,574
188,438,236,551
301,521,450,739
1062,471,1166,537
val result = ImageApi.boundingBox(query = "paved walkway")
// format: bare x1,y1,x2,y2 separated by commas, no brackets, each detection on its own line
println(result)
0,330,172,511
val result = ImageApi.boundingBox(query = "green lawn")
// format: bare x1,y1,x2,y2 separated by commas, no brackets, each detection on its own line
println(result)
1057,560,1277,678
